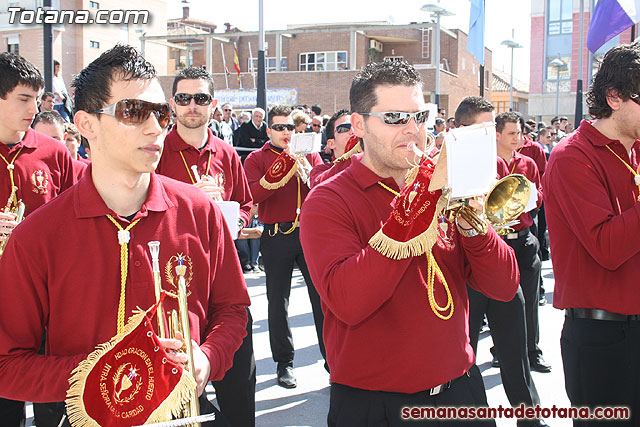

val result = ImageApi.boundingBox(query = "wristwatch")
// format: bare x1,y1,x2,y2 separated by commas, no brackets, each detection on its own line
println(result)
456,223,481,238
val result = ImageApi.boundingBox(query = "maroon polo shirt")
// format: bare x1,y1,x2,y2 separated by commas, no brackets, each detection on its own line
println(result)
71,158,88,182
499,151,543,231
517,135,547,181
309,153,361,189
300,156,518,393
244,142,323,224
0,128,75,216
497,156,509,178
157,128,253,226
544,120,640,314
0,170,250,402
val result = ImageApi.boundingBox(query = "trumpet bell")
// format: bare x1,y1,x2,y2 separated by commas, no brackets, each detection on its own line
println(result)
484,174,531,227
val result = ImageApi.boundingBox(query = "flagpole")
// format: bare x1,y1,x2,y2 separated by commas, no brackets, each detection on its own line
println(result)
221,43,229,89
248,41,256,88
480,0,485,97
575,0,584,126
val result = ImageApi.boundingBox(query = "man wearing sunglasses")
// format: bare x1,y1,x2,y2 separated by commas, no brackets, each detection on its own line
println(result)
156,66,255,427
309,109,361,188
544,42,640,425
0,45,250,426
300,60,518,425
0,52,77,427
244,104,326,389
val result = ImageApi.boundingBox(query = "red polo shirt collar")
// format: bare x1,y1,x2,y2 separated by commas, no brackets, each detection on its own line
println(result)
579,119,640,149
1,128,39,152
165,127,218,154
73,168,174,219
350,156,401,193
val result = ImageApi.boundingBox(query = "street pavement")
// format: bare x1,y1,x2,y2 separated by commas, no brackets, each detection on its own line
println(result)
25,259,571,426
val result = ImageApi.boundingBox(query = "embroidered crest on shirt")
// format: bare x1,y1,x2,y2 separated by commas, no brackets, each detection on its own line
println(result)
164,254,193,297
31,169,49,194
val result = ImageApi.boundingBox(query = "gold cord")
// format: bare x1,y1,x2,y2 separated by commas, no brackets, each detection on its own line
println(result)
179,150,212,184
106,214,142,334
0,146,25,208
377,181,401,197
605,145,640,201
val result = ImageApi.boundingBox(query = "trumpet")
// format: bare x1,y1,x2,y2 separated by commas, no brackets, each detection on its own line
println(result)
147,242,201,426
0,186,25,256
406,143,531,235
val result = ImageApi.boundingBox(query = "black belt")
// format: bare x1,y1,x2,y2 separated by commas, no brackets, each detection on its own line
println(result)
502,227,530,240
566,308,640,322
264,222,298,231
426,371,469,396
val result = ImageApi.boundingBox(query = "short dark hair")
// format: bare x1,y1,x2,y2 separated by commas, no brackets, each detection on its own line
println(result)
73,44,156,114
32,110,65,128
172,66,215,96
550,117,559,125
559,116,568,121
435,118,445,126
495,111,521,133
538,127,548,137
0,52,44,99
41,91,55,101
587,43,640,119
311,104,322,115
54,59,60,67
268,104,291,126
447,117,455,123
350,60,422,114
454,96,493,127
326,109,349,140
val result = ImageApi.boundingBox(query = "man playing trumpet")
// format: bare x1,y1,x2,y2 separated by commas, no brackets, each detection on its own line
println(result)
0,45,250,426
300,60,518,425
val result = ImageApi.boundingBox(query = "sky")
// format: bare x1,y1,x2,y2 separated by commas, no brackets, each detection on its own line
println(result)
168,0,532,85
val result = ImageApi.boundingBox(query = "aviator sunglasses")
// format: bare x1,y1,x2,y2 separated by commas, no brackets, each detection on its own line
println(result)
359,109,430,126
335,123,352,134
173,92,214,106
91,99,171,129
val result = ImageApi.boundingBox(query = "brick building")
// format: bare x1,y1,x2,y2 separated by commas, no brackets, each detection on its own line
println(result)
0,0,167,92
529,0,634,124
151,10,493,116
491,68,528,115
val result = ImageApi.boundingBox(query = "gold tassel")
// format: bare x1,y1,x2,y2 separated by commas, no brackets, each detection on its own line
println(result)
368,195,447,260
259,162,298,190
65,307,197,426
333,140,363,163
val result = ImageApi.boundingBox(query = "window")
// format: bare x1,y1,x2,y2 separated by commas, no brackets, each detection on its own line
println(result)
299,51,347,71
544,55,571,93
248,57,287,72
90,40,100,48
8,43,18,54
90,1,99,8
548,0,572,35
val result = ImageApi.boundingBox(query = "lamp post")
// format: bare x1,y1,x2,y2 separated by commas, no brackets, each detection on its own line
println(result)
500,30,523,111
549,58,566,118
421,3,454,108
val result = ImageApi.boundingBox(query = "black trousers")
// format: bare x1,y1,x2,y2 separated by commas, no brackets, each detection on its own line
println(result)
260,226,326,366
212,307,256,427
561,315,640,426
328,365,495,426
504,231,542,360
468,285,540,408
0,398,25,427
529,205,549,260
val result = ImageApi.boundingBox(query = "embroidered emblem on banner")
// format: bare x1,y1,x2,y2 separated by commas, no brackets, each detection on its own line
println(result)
31,169,49,194
165,254,193,297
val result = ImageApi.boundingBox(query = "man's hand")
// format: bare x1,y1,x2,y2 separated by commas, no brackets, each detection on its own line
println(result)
456,198,484,230
158,331,211,397
0,212,18,243
193,180,224,201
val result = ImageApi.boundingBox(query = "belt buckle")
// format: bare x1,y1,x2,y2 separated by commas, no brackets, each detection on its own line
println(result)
506,232,518,240
429,384,443,396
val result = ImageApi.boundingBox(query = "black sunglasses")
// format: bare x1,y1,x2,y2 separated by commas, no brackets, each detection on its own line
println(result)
173,92,213,106
91,99,171,129
359,110,430,126
335,123,352,134
270,123,295,132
